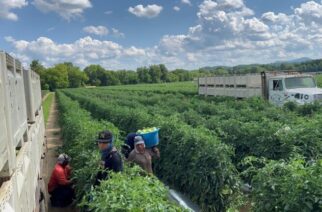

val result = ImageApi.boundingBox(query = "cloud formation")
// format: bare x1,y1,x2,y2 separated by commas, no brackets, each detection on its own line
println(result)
5,36,147,69
5,0,322,70
0,0,28,21
83,26,109,36
128,4,163,18
181,0,192,6
33,0,92,21
173,6,181,12
155,0,322,68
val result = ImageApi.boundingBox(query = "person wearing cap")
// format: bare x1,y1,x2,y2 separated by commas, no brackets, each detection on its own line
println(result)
121,132,137,158
48,153,74,207
128,136,160,174
95,130,123,185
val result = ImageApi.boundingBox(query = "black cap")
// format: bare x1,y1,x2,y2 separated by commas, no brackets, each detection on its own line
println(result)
96,130,113,143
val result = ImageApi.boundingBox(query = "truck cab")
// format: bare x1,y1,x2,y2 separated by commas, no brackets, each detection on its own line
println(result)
267,75,322,106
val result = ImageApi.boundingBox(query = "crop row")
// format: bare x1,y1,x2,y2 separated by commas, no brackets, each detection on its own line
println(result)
56,91,185,211
61,90,241,211
63,88,322,164
62,86,322,211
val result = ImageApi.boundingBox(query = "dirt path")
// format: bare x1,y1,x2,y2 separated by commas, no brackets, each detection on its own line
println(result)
43,95,77,212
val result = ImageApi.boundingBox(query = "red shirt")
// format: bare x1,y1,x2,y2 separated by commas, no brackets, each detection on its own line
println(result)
48,164,71,192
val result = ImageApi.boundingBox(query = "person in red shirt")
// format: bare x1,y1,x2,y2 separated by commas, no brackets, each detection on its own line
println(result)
48,153,74,207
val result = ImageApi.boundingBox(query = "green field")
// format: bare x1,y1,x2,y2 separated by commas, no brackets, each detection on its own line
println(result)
58,82,322,212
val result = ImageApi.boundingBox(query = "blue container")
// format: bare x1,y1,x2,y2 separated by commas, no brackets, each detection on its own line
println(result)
138,128,159,148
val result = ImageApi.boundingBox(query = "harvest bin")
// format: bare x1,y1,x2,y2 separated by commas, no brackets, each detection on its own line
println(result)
138,128,160,148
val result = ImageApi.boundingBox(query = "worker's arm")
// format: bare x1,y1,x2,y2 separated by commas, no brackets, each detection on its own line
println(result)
149,147,160,159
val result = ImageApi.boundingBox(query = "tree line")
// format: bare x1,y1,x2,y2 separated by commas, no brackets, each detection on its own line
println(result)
30,58,322,90
30,60,207,90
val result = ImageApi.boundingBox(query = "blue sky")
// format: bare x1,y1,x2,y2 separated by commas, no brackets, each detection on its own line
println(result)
1,0,322,70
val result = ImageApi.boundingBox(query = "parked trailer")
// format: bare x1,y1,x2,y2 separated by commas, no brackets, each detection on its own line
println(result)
198,72,322,106
0,51,45,212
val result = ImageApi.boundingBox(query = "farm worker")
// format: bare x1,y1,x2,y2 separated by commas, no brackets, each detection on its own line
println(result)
95,130,123,185
121,132,137,158
128,136,160,174
48,153,75,207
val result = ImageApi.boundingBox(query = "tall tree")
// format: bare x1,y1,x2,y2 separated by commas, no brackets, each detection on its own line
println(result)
64,62,88,88
45,64,69,90
84,65,106,86
30,60,48,89
149,65,162,83
159,64,168,82
137,67,151,83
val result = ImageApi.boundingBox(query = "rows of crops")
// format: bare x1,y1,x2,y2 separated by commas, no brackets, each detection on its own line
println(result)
57,92,185,211
61,82,322,211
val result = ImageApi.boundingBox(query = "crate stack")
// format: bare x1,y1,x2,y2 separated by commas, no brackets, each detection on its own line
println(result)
0,51,45,212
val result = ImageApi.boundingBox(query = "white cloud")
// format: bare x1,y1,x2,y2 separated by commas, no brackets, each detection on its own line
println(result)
5,36,149,69
181,0,192,6
294,1,322,25
173,6,180,12
111,28,125,38
124,46,146,56
128,4,163,18
6,0,322,70
83,26,124,38
33,0,92,21
0,0,28,21
152,0,322,68
83,26,109,36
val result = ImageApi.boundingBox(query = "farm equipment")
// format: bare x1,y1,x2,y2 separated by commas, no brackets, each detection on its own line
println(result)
0,51,45,211
198,72,322,106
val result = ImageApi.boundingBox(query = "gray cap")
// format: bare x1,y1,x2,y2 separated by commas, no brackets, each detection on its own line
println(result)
134,136,145,145
57,153,70,164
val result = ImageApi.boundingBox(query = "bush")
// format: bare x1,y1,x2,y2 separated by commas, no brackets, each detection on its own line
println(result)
251,157,322,212
57,92,183,211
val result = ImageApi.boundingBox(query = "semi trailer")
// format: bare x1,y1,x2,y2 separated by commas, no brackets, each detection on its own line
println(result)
198,72,322,106
0,51,45,211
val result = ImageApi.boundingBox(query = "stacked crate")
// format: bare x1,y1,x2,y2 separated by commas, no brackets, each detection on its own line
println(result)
0,52,45,212
23,69,42,123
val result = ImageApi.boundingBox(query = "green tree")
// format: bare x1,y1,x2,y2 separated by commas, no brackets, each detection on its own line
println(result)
84,65,106,86
30,60,45,75
116,70,138,84
159,64,168,82
149,65,162,83
30,60,48,89
44,64,69,90
137,67,151,83
64,62,88,88
167,72,179,82
105,71,120,85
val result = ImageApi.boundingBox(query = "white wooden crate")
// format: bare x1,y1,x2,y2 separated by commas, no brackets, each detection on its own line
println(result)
23,69,42,123
0,52,45,212
0,53,28,148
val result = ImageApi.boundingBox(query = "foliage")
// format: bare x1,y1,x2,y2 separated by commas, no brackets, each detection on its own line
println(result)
62,88,242,211
56,92,183,211
81,166,184,212
65,62,88,88
250,157,322,212
61,82,322,211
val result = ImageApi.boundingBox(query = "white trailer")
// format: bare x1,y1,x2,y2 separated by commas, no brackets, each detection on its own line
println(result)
0,51,45,212
198,72,322,106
